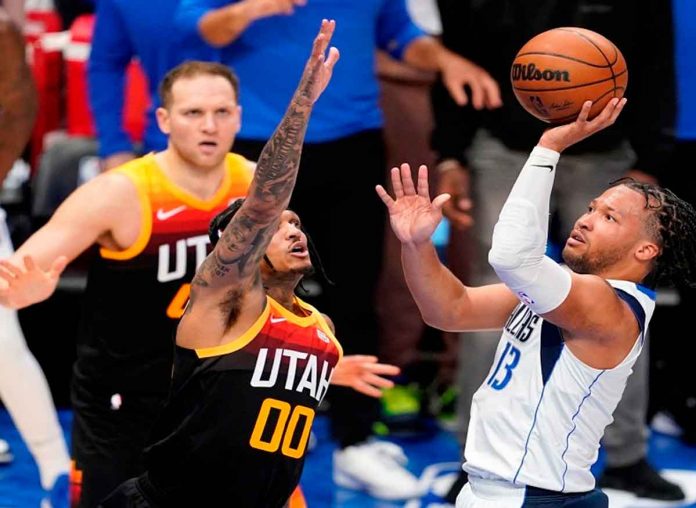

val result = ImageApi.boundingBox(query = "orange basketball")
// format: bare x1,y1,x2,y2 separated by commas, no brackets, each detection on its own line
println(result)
510,27,628,123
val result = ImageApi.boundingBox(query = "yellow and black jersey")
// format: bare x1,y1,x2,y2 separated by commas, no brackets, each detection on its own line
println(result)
141,296,343,507
73,153,253,402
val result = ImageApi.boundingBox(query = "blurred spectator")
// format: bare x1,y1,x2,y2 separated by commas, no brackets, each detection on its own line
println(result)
89,0,220,170
34,0,222,230
175,0,500,499
431,0,683,502
651,0,696,447
0,0,70,496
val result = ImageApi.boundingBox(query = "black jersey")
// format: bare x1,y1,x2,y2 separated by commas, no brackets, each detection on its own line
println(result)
72,154,252,403
141,296,343,507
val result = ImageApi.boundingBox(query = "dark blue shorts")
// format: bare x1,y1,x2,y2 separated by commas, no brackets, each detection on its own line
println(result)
522,486,608,507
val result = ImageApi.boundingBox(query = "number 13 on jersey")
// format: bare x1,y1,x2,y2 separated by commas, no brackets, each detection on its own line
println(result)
487,341,521,390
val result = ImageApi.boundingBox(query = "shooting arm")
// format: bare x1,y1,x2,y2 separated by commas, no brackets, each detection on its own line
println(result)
487,146,572,315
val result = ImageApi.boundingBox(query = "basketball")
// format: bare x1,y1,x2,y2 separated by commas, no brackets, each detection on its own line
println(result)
510,27,628,123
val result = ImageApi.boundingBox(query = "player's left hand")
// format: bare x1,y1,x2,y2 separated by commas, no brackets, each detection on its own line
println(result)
331,355,400,398
296,19,340,105
0,255,67,309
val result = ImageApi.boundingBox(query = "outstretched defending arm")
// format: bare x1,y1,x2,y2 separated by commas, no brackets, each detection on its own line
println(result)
191,20,338,296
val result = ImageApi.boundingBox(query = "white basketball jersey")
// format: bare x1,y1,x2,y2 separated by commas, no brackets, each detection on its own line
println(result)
463,279,656,493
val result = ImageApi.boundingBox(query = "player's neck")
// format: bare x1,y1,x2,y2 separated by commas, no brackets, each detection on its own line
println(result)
594,263,645,284
265,285,304,316
155,149,225,200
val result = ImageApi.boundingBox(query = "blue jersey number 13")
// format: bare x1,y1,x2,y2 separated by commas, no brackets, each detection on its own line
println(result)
487,342,521,390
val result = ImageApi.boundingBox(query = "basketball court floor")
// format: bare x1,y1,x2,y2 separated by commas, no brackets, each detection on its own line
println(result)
1,409,695,507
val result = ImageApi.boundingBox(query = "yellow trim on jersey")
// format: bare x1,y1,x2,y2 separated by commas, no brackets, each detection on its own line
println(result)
156,153,248,211
295,297,343,358
268,297,318,328
195,297,272,359
194,295,343,359
98,153,251,260
99,158,153,260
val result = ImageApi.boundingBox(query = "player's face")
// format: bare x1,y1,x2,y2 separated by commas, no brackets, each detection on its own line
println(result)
562,185,655,276
157,75,241,169
263,211,314,277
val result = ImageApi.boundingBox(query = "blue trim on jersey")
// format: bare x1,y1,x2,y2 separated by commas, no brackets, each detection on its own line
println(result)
515,320,565,483
513,383,549,485
540,321,564,385
560,371,606,492
614,288,647,345
636,284,657,301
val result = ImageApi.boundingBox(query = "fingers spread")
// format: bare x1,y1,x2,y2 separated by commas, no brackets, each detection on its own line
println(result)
375,185,394,208
363,373,394,389
0,260,21,277
400,163,416,195
416,165,430,197
390,166,405,198
353,380,383,398
432,193,452,211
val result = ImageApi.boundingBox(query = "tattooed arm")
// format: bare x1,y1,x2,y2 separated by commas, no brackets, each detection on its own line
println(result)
176,21,339,347
0,8,38,182
193,20,338,293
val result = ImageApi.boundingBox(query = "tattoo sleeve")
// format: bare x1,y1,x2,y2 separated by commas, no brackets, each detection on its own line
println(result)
0,11,38,181
192,62,320,288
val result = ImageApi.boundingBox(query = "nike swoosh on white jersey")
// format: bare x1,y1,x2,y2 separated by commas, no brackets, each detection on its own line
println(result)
156,205,187,221
270,317,287,324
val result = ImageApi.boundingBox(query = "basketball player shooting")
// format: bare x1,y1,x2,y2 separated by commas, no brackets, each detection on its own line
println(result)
377,98,696,507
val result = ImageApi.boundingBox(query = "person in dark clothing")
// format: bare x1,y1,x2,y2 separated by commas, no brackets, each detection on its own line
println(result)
100,20,344,507
430,0,683,502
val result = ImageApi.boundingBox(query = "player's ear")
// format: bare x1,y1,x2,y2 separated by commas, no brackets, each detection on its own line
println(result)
156,107,171,135
635,240,660,263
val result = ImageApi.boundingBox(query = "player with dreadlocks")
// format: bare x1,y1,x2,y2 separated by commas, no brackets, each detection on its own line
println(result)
378,98,696,507
208,198,333,289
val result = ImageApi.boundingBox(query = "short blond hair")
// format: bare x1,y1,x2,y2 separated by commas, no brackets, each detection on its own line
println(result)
159,60,240,108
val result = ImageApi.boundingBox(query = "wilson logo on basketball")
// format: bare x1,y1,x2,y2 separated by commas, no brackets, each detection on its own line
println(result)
511,63,570,82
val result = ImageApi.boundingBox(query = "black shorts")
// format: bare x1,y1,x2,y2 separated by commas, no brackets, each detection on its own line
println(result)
70,389,164,508
98,478,157,508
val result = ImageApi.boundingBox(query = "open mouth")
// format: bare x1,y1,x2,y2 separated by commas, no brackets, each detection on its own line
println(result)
290,244,309,257
199,141,218,149
568,231,585,245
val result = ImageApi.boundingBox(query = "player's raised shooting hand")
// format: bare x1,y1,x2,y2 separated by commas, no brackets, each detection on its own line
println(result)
539,98,627,153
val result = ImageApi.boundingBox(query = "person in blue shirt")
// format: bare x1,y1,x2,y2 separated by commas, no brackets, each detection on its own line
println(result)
88,0,220,170
175,0,501,499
